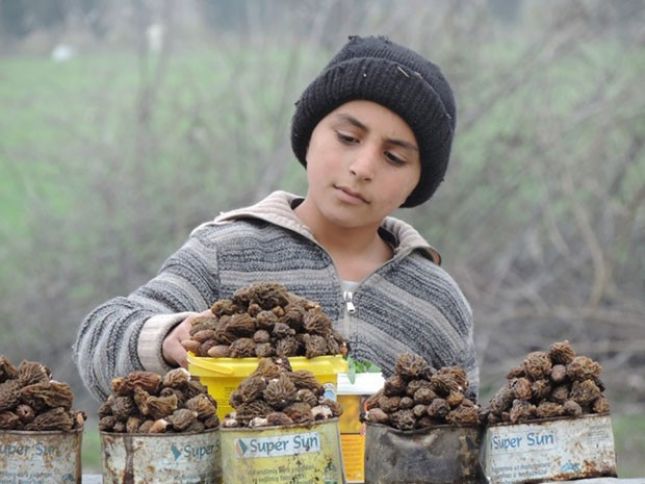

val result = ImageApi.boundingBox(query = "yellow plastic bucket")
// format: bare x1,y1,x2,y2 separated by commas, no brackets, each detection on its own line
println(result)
187,354,348,419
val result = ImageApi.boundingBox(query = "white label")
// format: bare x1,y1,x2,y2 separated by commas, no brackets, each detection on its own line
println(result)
323,383,337,401
489,429,557,454
0,433,80,483
234,432,321,459
484,416,616,483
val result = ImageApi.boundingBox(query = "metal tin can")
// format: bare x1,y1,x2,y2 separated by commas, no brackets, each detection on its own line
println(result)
364,421,483,484
0,428,82,483
220,418,344,483
100,428,221,483
482,414,617,483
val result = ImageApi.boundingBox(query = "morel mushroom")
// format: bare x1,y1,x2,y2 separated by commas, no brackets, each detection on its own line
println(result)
283,402,314,424
17,361,51,386
484,341,609,423
26,407,74,432
0,410,21,429
0,356,84,432
183,282,348,358
395,353,432,380
549,340,576,365
0,356,18,383
364,353,480,429
263,374,297,410
99,369,218,434
222,357,341,428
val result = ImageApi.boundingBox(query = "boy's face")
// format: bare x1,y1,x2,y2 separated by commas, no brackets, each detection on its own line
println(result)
304,100,421,229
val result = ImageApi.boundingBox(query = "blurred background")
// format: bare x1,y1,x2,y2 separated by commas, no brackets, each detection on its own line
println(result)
1,0,644,476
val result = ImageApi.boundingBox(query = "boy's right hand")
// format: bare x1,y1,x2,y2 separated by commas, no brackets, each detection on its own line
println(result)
162,309,213,368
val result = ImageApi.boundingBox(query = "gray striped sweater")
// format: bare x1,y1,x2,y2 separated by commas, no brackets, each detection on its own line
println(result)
73,191,478,401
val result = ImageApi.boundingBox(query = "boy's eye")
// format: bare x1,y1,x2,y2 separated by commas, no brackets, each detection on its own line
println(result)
336,132,358,144
385,151,405,165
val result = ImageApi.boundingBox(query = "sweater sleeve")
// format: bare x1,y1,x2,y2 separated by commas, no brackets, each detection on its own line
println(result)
459,298,479,401
429,267,479,400
425,266,479,400
72,231,220,401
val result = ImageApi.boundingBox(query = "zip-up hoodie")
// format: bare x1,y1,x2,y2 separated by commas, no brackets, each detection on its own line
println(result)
74,191,478,400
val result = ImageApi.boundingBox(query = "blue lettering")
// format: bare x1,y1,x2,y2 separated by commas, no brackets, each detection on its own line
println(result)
272,440,287,453
34,443,60,457
0,443,30,456
561,461,581,472
527,432,555,447
491,435,523,450
246,438,289,455
182,444,214,460
293,434,319,451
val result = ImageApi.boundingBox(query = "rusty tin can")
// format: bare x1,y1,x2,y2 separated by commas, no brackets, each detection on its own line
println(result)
0,428,82,483
364,421,484,484
482,414,617,483
220,418,344,483
100,428,221,483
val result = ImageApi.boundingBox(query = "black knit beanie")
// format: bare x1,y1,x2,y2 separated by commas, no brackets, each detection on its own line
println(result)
291,35,456,208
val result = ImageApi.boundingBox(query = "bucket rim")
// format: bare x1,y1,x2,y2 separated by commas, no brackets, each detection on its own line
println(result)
220,417,339,433
365,420,481,434
99,427,220,438
0,427,83,436
486,411,611,429
187,354,348,375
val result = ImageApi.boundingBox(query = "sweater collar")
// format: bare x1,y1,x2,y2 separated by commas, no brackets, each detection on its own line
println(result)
204,190,441,265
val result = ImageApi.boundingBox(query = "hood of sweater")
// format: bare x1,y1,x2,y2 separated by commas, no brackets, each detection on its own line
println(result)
194,191,441,265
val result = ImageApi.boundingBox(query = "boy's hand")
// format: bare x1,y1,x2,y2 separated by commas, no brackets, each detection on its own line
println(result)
162,309,212,368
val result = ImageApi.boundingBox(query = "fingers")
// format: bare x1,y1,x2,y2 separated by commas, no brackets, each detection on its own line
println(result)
162,318,192,367
162,310,213,368
182,309,213,328
173,319,192,343
176,346,188,369
173,324,190,368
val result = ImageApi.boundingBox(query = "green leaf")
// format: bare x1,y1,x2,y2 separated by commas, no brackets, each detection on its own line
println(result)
345,356,381,384
348,357,357,384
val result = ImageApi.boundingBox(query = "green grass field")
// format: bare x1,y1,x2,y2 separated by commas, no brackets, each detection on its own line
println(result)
613,414,645,477
81,420,102,473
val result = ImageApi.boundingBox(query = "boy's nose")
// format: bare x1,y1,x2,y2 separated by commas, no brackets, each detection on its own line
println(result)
349,146,377,181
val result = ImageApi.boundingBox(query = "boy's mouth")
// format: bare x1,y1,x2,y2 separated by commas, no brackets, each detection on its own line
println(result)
334,185,369,204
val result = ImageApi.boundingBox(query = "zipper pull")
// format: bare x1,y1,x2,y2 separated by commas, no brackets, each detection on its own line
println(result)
343,290,356,314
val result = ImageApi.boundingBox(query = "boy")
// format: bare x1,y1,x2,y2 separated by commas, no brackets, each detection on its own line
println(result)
74,35,478,400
